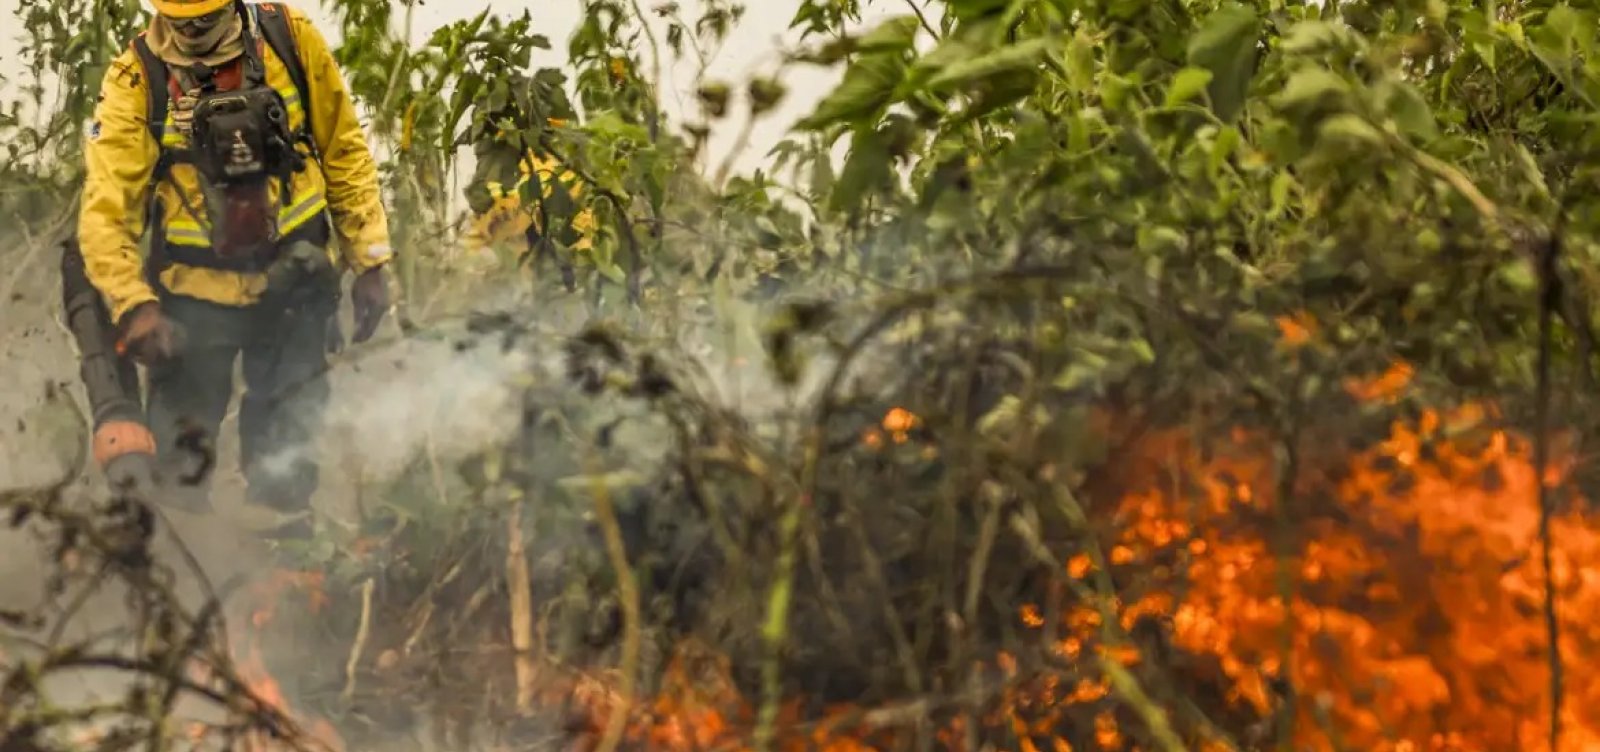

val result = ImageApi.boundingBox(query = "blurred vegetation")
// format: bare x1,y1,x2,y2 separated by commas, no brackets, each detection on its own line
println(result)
6,0,1600,750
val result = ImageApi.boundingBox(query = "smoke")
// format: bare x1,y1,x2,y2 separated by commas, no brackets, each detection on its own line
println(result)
303,270,850,503
318,322,537,483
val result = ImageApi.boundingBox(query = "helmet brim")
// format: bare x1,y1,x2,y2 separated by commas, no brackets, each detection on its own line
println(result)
150,0,233,19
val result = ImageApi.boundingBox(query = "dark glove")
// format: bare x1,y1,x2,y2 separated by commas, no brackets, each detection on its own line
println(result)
118,302,177,365
350,266,391,344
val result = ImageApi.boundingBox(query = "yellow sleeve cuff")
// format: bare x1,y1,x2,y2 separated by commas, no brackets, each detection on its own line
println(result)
348,243,393,273
109,288,160,327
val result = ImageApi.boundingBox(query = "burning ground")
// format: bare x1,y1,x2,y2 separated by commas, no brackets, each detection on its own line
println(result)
8,280,1596,752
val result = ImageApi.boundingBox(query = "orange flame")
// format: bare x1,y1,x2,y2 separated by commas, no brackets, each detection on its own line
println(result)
229,569,342,752
1275,312,1316,348
1084,402,1600,751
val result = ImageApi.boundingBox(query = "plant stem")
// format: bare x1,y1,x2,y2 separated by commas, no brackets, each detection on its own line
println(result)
341,578,375,704
1535,230,1564,751
589,455,639,752
903,0,940,38
505,497,538,714
753,432,817,752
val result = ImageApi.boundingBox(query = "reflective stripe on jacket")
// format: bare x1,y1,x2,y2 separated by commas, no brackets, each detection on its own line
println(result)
79,3,391,324
156,67,329,251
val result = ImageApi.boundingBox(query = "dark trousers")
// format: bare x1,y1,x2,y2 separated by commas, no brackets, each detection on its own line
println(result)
146,281,332,514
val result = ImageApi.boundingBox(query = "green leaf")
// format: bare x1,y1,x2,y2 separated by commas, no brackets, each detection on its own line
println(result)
1541,5,1590,56
961,68,1041,120
1053,352,1111,392
1494,259,1538,294
1066,31,1096,91
1102,73,1133,111
1316,113,1385,150
1136,225,1188,253
585,110,651,143
1473,40,1496,72
1416,228,1443,254
1379,79,1438,141
1272,68,1349,113
1530,12,1579,73
1280,20,1349,55
796,53,907,129
927,37,1055,90
796,36,860,65
1166,66,1214,106
1269,171,1295,218
829,127,894,212
1057,108,1086,154
857,15,921,52
1185,2,1261,121
1528,6,1600,107
1514,143,1551,199
1209,125,1241,177
1128,337,1156,364
749,77,789,115
947,0,1011,22
977,395,1024,437
916,36,981,74
977,394,1052,437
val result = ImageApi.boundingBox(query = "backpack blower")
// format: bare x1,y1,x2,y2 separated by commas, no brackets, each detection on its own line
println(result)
60,236,159,498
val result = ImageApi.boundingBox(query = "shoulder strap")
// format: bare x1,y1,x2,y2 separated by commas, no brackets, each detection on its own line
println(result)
254,2,314,143
129,36,173,283
130,34,168,148
130,33,184,186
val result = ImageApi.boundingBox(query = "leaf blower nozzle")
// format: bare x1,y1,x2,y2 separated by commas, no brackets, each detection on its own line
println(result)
94,420,158,470
60,237,158,482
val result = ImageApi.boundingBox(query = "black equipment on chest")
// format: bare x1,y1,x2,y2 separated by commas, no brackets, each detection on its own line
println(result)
181,57,305,188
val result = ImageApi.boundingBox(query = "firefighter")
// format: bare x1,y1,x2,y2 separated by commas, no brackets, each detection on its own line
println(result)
461,121,597,279
78,0,392,538
462,151,596,271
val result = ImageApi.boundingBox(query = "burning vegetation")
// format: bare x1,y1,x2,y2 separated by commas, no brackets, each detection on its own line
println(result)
56,301,1570,752
6,269,1599,752
6,269,1600,752
162,372,1598,752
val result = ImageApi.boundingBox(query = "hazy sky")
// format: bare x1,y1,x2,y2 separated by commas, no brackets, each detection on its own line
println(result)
0,0,904,180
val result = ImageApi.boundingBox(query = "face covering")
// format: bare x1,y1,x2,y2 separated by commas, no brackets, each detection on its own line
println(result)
147,8,245,67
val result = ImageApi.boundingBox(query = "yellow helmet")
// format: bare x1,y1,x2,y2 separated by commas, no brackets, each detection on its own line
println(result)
149,0,232,18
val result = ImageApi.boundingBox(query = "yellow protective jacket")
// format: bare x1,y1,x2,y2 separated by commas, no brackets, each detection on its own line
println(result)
79,3,391,325
462,152,596,256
